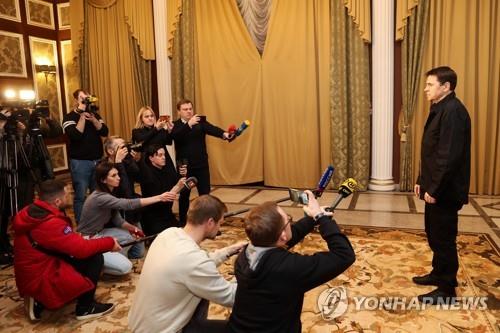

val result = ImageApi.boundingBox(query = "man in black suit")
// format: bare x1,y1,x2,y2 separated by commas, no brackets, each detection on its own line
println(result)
414,66,471,303
171,99,233,225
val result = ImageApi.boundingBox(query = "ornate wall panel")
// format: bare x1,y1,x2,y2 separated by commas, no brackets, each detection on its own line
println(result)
29,36,63,122
57,2,70,29
0,0,21,22
25,0,54,29
0,30,27,77
60,40,80,113
47,143,68,171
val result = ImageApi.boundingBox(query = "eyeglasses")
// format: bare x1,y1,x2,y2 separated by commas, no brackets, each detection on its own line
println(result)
280,214,293,233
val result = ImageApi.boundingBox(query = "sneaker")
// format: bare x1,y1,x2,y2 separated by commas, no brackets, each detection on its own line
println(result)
24,296,43,321
75,302,115,320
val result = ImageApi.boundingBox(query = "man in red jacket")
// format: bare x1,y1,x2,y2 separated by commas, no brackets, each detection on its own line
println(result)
13,179,121,321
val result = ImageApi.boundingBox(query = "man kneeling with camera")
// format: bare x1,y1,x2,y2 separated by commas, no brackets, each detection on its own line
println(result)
13,179,121,321
227,191,356,333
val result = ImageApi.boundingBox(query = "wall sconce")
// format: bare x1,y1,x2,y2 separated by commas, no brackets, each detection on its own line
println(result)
35,64,57,82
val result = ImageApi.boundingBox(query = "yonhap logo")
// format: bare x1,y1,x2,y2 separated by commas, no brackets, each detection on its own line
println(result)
317,286,348,320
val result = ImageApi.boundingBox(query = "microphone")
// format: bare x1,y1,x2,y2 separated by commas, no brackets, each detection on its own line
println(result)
235,120,250,136
228,124,237,135
327,178,358,211
313,165,335,198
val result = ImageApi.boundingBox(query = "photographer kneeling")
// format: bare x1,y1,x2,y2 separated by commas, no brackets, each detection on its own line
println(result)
227,191,356,333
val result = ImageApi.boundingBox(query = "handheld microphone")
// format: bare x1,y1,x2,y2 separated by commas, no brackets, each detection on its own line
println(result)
235,120,250,136
228,124,237,135
327,178,358,211
313,165,335,198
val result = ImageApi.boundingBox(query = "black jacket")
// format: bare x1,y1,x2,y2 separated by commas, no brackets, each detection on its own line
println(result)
171,119,225,169
62,110,108,160
131,126,172,152
417,92,471,206
227,216,355,333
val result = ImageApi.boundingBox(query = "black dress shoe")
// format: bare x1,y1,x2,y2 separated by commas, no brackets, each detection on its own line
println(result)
417,288,457,305
412,274,440,286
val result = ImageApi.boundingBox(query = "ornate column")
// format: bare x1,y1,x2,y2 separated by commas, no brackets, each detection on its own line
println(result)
369,0,396,191
153,0,173,118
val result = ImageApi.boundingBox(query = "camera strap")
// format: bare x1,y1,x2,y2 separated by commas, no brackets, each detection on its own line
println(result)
26,231,71,261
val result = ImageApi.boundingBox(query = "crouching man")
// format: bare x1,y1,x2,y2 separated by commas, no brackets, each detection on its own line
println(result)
227,190,356,333
129,195,245,333
13,179,121,321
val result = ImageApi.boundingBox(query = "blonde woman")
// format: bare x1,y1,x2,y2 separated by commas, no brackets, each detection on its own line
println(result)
131,106,173,152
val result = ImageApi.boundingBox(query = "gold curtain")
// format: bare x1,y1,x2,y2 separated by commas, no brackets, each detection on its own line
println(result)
171,0,196,114
194,0,263,184
87,0,141,138
70,0,84,58
399,0,429,191
344,0,371,43
412,0,500,195
395,0,420,41
167,0,183,57
123,0,155,60
330,0,371,190
130,37,152,108
261,0,330,188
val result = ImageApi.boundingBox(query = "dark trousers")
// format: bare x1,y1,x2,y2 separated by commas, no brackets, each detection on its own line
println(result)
182,299,227,333
179,167,211,225
424,202,460,290
67,253,104,308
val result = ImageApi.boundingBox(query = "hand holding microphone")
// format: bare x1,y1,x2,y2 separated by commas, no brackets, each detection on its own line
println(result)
227,120,250,142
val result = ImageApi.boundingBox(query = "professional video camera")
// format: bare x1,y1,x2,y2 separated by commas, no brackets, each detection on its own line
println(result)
81,95,99,114
0,100,50,136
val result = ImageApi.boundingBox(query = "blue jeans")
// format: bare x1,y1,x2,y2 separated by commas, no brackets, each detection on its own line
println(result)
70,159,98,222
95,228,144,275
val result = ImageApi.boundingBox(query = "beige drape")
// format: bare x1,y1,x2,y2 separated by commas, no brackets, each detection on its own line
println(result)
399,0,429,191
262,0,330,187
123,0,155,60
395,0,420,41
195,0,263,185
412,0,500,195
344,0,371,43
330,0,371,190
87,0,140,138
167,0,182,57
236,0,272,55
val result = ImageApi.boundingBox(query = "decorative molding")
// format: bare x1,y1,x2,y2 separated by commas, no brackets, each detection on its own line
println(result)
0,0,21,22
29,36,63,122
0,30,27,77
57,2,70,30
47,143,68,172
25,0,55,30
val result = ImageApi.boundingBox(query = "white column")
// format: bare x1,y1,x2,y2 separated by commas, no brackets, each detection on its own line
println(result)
153,0,175,159
368,0,396,191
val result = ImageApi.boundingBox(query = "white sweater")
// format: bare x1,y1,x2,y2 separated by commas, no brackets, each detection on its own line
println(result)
128,228,236,333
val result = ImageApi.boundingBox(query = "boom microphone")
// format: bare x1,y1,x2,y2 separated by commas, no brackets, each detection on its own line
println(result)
313,165,335,197
327,178,358,211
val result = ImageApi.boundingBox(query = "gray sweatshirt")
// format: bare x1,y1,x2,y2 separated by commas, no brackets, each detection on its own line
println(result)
77,191,141,235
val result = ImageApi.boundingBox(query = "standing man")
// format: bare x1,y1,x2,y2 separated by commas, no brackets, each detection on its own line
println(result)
62,89,108,222
128,195,245,333
171,99,233,225
227,191,355,333
414,66,471,303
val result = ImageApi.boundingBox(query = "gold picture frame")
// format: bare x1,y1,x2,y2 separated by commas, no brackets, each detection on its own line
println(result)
25,0,55,30
47,143,68,172
0,0,21,22
0,30,27,77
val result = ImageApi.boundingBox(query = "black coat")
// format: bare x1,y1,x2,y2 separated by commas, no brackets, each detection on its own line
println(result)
417,92,471,206
171,119,225,169
131,126,172,152
227,217,355,333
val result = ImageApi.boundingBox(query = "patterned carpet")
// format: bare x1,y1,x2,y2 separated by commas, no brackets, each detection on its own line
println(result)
0,218,498,333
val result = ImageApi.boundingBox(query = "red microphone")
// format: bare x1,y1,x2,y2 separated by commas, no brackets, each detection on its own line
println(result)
227,124,237,141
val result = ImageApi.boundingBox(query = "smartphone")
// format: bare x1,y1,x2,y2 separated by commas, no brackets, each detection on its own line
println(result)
159,115,170,122
198,115,207,123
288,188,309,205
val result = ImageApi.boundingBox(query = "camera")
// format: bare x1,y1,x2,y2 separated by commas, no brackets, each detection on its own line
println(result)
288,188,309,205
80,95,99,114
123,142,142,153
1,100,50,136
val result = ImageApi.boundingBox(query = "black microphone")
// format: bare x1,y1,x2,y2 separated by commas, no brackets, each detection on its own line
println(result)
326,178,358,211
313,165,335,198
